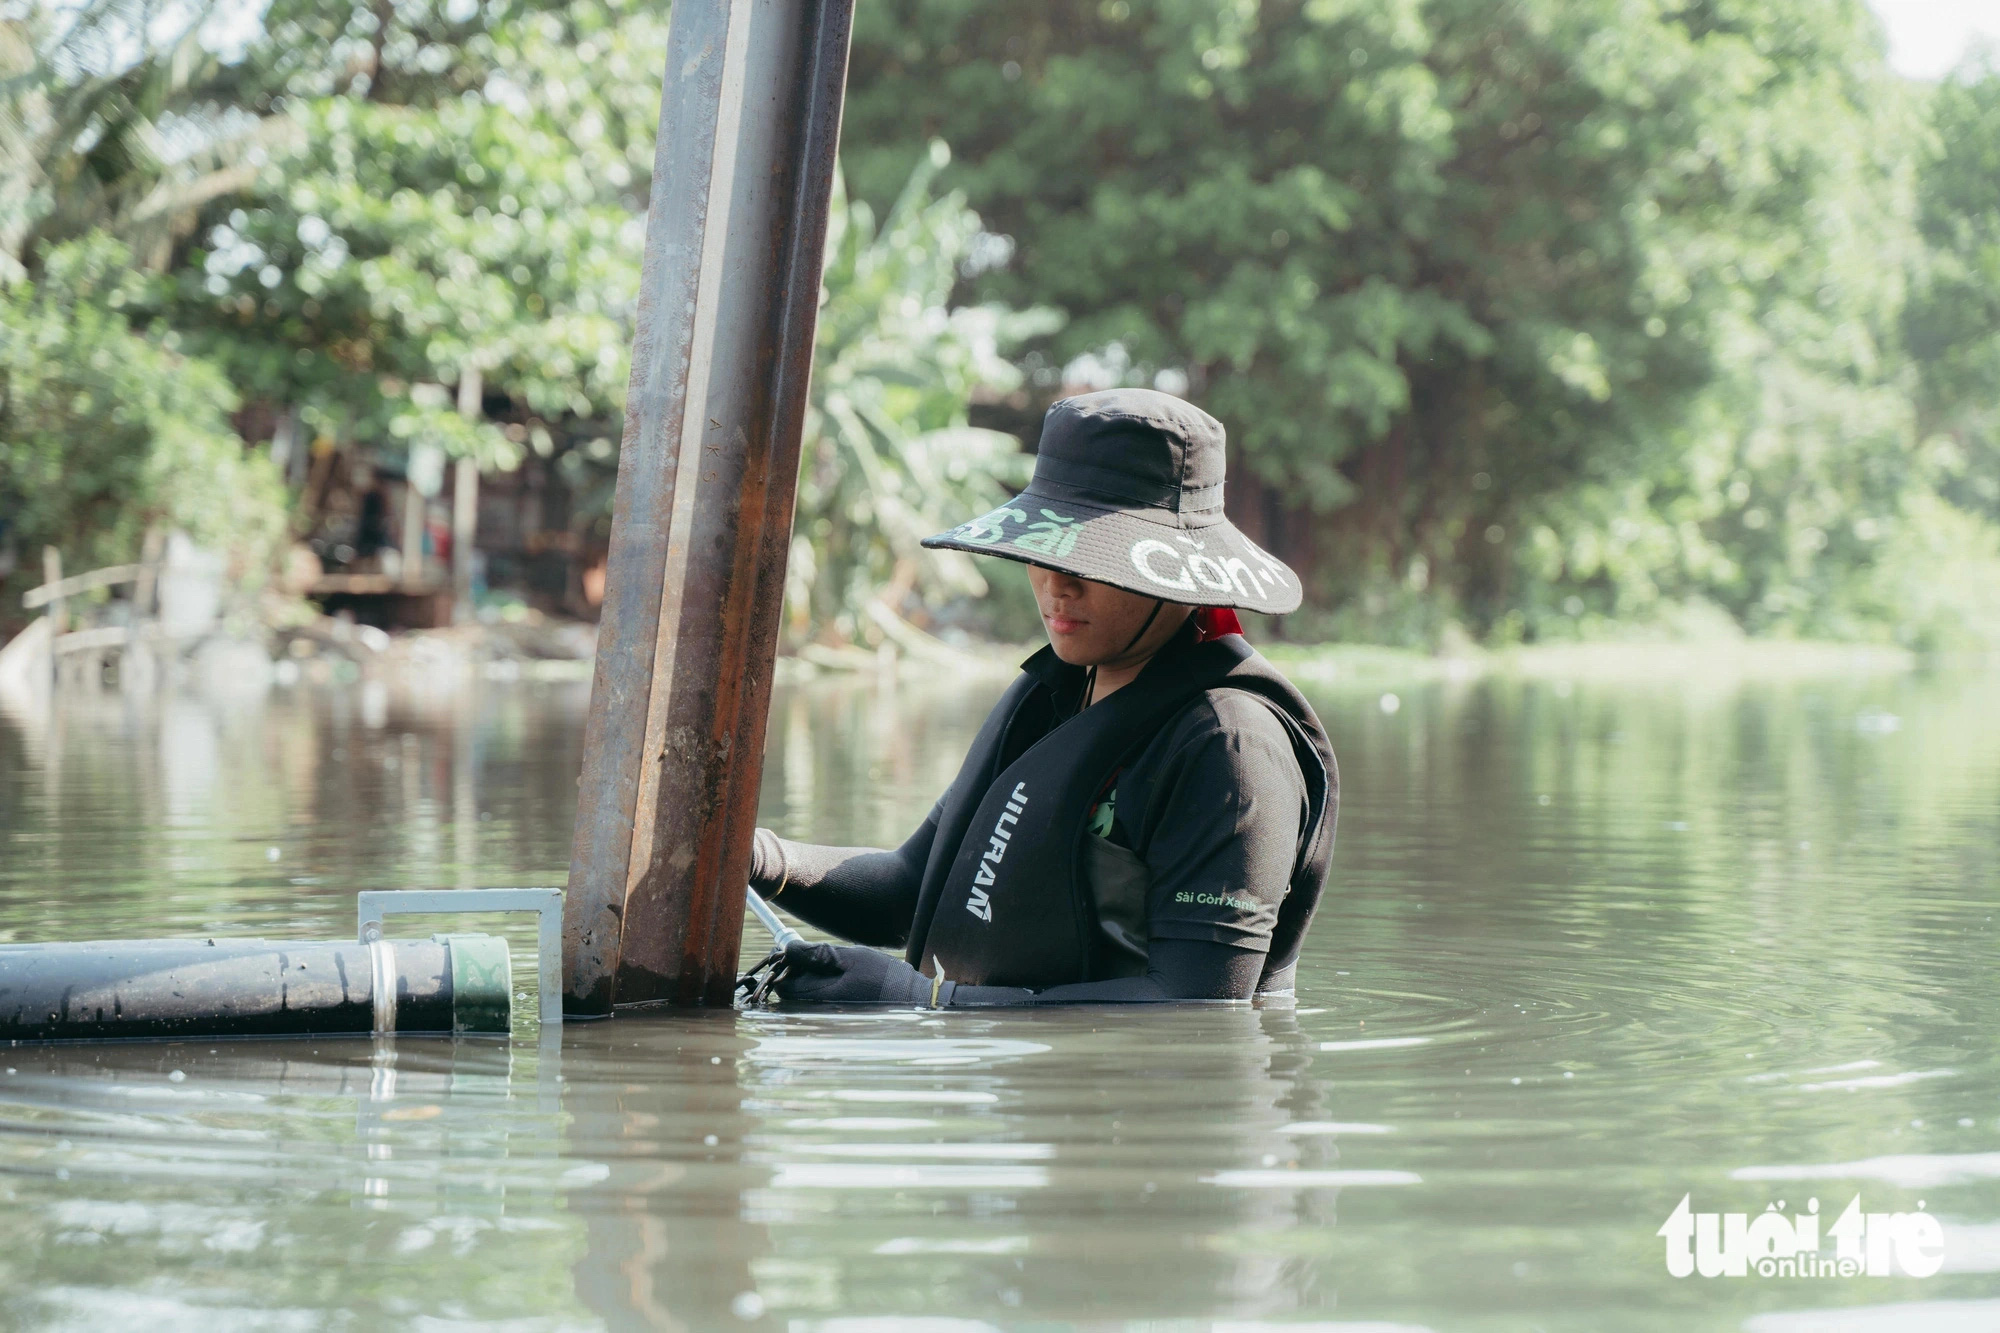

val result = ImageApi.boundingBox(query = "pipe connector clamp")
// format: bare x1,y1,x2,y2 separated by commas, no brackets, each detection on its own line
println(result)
369,938,398,1034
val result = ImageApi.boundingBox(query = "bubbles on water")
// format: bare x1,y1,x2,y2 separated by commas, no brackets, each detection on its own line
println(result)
168,1070,186,1083
751,1037,1050,1067
1855,707,1902,735
1205,1168,1421,1187
1277,1122,1392,1136
1318,1036,1429,1052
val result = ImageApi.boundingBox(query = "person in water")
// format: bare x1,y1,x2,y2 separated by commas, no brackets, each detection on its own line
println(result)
750,388,1338,1005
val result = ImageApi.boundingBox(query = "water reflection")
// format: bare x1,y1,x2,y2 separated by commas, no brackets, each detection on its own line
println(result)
564,1013,761,1329
558,1004,1380,1328
0,1036,573,1329
0,674,591,947
1,660,1999,1328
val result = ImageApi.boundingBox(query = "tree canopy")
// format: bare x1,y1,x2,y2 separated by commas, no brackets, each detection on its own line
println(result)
6,0,2000,649
1,0,1043,643
0,234,286,582
844,0,2000,646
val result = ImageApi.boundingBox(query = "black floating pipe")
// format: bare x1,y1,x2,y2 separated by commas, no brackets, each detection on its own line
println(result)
0,935,511,1044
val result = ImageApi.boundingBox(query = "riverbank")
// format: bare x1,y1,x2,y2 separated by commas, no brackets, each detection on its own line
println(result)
1,606,1961,712
1262,635,1925,687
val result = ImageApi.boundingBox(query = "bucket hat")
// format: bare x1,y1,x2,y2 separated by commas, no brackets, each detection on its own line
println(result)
921,388,1303,614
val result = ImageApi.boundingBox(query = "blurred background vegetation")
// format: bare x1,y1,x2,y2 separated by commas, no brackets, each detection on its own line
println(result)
2,0,1998,652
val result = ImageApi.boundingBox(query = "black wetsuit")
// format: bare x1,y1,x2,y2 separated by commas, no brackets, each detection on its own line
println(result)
752,626,1335,1004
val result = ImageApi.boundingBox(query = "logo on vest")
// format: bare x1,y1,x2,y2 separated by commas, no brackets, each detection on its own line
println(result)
967,781,1027,923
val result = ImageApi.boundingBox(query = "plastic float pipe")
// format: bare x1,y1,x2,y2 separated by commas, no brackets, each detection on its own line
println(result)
0,935,511,1044
563,0,856,1015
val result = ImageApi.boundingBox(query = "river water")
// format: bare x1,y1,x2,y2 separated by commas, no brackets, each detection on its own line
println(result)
2,654,1997,1331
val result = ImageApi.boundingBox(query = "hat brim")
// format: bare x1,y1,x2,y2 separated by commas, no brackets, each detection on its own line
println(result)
921,491,1303,615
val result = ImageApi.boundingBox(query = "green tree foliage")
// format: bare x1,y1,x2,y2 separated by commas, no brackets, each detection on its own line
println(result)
0,0,295,615
0,235,287,603
1907,54,2000,528
843,0,2000,646
1512,24,1933,644
11,0,2000,651
793,145,1059,643
120,0,1041,640
0,0,289,279
156,0,667,475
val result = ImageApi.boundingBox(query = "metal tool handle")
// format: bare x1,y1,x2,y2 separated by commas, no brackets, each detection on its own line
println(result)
745,888,803,950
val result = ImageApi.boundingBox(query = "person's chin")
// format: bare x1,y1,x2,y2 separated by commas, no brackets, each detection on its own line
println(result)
1046,635,1096,666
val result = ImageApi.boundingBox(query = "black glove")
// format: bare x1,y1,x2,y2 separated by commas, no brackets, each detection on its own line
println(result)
771,941,956,1006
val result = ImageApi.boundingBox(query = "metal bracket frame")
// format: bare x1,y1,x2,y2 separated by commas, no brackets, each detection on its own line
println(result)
357,888,564,1027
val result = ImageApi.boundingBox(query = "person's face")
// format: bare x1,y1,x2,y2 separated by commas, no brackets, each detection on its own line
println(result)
1027,565,1190,667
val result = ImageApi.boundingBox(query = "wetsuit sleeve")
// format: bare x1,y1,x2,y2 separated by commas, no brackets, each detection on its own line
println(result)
941,937,1266,1004
1131,693,1305,951
748,801,941,949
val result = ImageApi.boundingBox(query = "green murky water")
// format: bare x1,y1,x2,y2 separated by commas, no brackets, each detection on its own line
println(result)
2,656,1998,1331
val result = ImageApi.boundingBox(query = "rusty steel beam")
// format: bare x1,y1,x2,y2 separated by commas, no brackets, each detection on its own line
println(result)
562,0,854,1014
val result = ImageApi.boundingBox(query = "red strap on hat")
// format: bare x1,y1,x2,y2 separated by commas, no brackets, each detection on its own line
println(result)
1192,607,1244,642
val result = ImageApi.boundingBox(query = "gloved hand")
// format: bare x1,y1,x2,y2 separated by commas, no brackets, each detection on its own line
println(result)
772,941,956,1007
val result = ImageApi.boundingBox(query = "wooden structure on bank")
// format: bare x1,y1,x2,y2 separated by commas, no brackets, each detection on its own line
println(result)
7,533,168,691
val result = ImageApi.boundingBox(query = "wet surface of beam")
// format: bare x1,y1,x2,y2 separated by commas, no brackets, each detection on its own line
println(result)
564,0,855,1013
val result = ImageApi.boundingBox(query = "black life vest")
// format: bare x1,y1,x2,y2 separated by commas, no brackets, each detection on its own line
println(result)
903,633,1338,993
